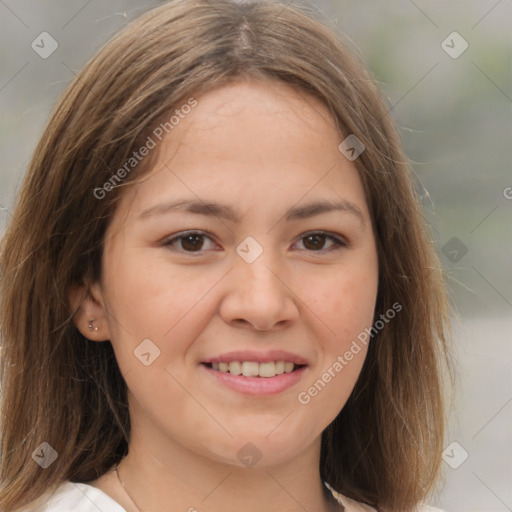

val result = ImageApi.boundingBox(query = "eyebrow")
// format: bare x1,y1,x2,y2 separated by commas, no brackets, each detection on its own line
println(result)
137,198,366,226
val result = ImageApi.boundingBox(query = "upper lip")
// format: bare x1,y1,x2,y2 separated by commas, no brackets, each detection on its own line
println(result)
201,350,309,366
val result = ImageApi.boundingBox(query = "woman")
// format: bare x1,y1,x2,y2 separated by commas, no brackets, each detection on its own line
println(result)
0,0,452,510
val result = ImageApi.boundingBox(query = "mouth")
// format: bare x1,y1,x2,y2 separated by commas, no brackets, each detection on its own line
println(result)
200,362,308,396
199,350,310,395
201,361,307,378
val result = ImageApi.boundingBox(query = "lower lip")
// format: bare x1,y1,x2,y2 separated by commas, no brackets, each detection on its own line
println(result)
200,364,308,396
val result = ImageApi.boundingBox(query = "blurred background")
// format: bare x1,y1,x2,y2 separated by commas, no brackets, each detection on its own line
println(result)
0,1,510,510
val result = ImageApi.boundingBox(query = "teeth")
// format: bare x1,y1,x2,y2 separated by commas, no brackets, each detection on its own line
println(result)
241,361,259,377
228,361,242,375
258,362,275,378
210,360,299,378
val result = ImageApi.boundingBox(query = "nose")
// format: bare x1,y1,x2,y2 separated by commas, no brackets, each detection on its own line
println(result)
219,246,300,331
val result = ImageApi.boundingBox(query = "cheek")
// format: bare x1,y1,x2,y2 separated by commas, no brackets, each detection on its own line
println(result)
302,260,378,343
102,248,222,366
294,267,377,424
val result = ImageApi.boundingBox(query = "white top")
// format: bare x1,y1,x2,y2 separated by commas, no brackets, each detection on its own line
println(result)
31,482,126,512
34,480,445,511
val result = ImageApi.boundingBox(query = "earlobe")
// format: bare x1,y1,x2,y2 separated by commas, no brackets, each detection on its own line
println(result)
68,282,111,342
87,317,99,332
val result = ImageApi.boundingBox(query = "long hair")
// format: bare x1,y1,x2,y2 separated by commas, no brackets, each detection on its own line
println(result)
0,1,452,510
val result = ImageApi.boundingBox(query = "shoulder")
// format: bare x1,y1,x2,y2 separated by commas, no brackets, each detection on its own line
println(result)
30,481,127,512
324,481,378,511
339,496,446,512
324,481,446,512
415,505,446,512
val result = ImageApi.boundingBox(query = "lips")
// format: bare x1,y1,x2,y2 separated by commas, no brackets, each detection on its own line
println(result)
200,350,310,395
200,350,309,393
200,362,308,396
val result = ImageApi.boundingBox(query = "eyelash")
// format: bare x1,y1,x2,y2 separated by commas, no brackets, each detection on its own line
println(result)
161,230,348,255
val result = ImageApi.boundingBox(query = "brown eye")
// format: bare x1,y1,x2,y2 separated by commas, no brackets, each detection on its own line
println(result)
181,233,205,251
163,231,217,253
303,233,327,250
296,232,347,252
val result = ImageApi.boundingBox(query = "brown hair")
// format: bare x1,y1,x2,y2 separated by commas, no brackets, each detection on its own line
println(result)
0,0,453,510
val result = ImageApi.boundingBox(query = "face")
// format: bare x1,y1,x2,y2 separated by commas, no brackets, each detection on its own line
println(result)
84,79,379,468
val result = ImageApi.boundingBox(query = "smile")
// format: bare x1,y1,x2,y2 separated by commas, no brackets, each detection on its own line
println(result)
200,363,308,396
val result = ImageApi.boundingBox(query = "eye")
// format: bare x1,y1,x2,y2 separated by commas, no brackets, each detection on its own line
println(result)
162,231,218,253
293,231,347,252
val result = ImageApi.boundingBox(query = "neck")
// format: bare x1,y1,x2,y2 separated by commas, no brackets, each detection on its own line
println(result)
115,418,337,512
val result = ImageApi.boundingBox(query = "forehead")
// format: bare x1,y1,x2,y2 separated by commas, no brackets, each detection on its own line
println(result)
112,79,371,225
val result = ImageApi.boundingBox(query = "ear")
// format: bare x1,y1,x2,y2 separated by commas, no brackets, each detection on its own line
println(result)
68,281,111,342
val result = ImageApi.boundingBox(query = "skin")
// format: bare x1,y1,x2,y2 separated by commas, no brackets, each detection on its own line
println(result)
69,78,379,512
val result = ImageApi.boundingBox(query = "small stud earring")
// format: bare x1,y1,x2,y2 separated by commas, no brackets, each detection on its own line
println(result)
88,318,99,332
